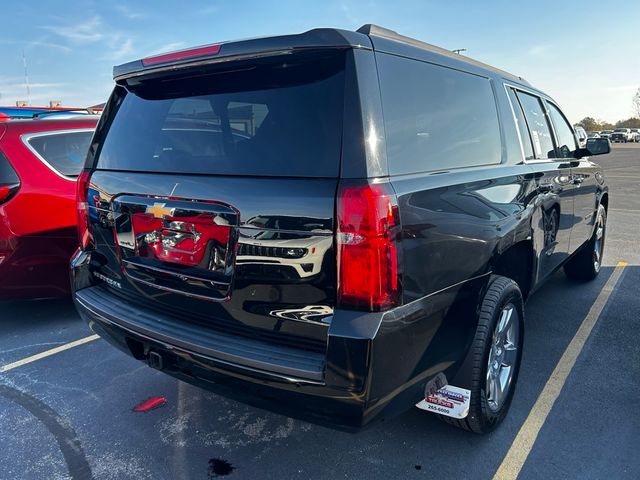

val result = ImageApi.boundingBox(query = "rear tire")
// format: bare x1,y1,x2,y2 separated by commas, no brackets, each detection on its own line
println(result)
439,275,524,434
563,204,606,281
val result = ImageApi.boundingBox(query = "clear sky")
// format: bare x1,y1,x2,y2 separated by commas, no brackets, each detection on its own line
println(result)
1,0,638,123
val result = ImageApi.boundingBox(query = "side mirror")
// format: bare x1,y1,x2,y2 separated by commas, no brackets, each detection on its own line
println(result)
585,137,610,156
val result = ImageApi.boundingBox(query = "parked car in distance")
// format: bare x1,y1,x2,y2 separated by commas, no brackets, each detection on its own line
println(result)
0,116,97,299
599,129,613,140
630,128,640,142
610,128,633,142
587,131,600,138
574,125,588,147
71,24,610,434
0,106,96,119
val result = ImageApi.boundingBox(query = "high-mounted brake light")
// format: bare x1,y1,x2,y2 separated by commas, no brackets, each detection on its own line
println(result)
142,44,222,66
336,182,401,311
76,170,94,250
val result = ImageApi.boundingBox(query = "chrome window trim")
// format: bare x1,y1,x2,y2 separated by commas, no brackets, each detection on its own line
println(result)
503,83,561,164
502,83,527,163
21,128,95,182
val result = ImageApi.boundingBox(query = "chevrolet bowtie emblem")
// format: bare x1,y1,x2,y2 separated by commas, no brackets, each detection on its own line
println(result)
146,202,175,219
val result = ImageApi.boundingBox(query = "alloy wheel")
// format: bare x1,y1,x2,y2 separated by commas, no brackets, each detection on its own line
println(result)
486,304,520,412
593,211,605,272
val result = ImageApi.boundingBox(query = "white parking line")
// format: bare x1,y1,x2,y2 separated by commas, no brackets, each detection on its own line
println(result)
609,208,640,213
0,335,100,373
493,261,628,479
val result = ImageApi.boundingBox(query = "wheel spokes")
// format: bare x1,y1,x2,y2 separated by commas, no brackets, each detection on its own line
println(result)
497,306,513,337
488,369,500,405
596,226,604,240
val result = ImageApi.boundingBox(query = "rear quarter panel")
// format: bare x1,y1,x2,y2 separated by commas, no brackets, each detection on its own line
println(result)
0,120,96,298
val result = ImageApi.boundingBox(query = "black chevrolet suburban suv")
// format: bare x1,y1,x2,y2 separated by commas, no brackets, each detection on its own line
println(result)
72,25,610,433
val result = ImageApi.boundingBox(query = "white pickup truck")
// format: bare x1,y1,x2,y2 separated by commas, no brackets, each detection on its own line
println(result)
610,128,634,142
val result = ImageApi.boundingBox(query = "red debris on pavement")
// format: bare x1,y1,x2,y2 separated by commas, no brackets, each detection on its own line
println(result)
132,396,167,412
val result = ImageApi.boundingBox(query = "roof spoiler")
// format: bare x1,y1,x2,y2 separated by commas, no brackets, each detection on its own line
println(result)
112,28,372,81
356,24,400,37
112,23,528,87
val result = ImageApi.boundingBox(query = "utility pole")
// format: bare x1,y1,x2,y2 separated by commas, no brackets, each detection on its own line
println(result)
22,48,31,106
452,48,467,55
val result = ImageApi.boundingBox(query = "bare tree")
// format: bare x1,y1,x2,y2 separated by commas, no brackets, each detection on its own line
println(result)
633,87,640,118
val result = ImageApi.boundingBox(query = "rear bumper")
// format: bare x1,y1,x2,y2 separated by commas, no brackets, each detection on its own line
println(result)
72,249,483,429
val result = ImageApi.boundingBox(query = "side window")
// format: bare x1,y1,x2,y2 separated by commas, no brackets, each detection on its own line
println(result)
377,54,502,175
506,88,535,161
515,91,555,159
547,102,578,158
26,131,93,177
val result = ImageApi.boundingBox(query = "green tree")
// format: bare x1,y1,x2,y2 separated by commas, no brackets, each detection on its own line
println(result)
576,117,600,132
614,117,640,128
599,120,614,130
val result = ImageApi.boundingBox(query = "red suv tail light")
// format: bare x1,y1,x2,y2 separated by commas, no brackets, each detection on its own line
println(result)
0,184,19,205
336,182,401,311
76,170,94,249
0,150,20,205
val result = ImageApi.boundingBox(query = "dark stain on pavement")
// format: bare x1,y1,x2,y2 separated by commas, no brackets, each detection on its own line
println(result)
208,458,234,477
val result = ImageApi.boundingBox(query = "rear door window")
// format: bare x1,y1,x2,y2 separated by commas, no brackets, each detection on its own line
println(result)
26,130,93,177
515,92,555,159
377,53,502,175
95,52,346,177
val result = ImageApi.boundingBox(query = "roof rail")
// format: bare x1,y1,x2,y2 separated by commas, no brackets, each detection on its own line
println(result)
356,23,529,86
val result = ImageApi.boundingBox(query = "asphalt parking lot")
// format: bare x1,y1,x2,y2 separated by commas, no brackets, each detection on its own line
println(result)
1,144,639,480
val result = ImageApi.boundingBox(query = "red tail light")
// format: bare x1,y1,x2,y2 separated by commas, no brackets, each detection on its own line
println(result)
76,170,93,249
0,150,20,205
0,185,19,204
336,182,401,311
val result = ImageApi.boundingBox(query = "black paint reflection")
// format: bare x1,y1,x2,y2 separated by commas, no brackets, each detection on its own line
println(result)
237,215,332,282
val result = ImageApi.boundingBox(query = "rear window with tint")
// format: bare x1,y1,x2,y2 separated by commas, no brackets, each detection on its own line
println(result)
96,52,346,177
26,131,93,177
377,53,502,175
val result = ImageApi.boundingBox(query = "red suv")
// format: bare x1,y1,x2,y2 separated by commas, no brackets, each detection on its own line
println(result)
0,116,97,299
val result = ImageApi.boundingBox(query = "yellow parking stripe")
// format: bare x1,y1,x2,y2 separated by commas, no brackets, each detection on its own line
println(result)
0,334,100,373
493,261,628,479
